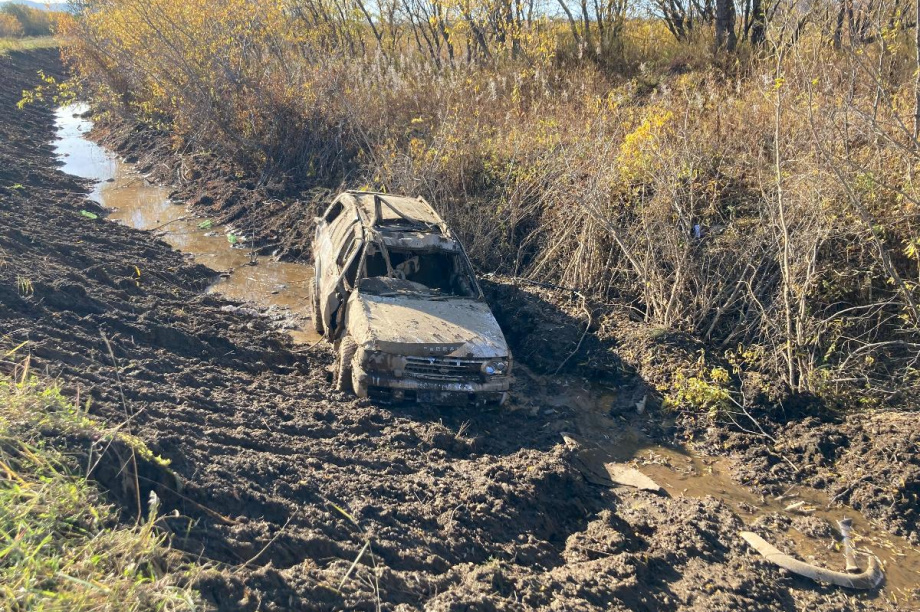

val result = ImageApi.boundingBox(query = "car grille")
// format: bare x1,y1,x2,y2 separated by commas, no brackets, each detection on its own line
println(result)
404,356,484,382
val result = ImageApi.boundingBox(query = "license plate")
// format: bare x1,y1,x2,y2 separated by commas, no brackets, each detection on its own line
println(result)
417,390,467,405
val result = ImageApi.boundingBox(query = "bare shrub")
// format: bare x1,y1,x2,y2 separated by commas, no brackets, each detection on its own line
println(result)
61,0,920,407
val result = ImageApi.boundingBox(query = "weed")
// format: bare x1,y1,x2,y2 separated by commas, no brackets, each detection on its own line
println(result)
663,351,733,418
0,360,202,610
0,35,57,56
16,276,33,297
18,68,77,109
667,368,733,419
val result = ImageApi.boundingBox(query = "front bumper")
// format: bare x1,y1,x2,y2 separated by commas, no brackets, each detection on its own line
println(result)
353,366,510,405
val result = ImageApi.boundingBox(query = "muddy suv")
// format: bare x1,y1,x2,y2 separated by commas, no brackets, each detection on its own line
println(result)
312,191,512,404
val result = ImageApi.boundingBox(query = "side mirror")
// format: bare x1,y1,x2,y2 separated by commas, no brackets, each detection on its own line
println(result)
314,216,322,224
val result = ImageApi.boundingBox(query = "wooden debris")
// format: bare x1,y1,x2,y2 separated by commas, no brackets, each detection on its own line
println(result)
740,531,884,590
605,463,664,494
784,500,816,514
561,433,664,494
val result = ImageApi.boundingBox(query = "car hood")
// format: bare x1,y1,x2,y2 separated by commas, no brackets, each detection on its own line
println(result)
348,292,509,359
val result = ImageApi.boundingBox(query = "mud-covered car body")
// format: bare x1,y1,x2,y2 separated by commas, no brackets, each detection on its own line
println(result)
312,191,512,404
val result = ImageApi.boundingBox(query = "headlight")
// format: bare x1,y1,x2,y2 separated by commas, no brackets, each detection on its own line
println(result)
359,350,408,376
391,355,408,376
482,359,509,376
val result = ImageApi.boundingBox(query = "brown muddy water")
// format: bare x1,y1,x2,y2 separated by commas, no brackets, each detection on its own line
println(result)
54,104,919,604
53,104,321,344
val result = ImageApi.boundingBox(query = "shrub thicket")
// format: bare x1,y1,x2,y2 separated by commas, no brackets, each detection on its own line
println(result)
0,13,24,37
60,0,920,408
0,3,58,37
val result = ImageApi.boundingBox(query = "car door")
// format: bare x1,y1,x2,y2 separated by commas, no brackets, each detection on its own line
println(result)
315,197,347,330
316,200,361,337
322,221,363,337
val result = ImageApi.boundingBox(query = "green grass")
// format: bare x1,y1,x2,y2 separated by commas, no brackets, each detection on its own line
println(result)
0,357,203,610
0,36,58,55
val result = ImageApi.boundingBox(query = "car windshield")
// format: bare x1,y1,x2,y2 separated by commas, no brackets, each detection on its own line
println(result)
357,276,437,297
360,245,478,298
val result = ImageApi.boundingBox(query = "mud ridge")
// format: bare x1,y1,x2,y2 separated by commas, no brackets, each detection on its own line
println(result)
89,116,331,261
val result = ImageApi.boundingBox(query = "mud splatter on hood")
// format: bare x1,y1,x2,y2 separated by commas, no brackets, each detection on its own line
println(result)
348,292,509,359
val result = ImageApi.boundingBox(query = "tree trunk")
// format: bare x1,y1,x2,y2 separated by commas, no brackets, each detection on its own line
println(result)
715,0,737,51
914,0,920,141
557,0,583,52
749,0,765,45
580,0,595,58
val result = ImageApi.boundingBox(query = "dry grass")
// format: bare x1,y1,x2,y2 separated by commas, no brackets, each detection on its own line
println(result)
0,35,58,55
0,357,202,611
62,0,920,409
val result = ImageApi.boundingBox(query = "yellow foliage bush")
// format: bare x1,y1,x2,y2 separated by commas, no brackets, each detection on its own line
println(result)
1,3,58,37
617,107,674,187
0,14,23,38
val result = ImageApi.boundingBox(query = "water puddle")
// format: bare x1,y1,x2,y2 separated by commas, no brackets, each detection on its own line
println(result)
53,104,115,201
535,375,920,604
52,104,321,344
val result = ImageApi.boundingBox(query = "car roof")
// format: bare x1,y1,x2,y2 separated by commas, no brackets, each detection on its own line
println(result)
346,191,444,228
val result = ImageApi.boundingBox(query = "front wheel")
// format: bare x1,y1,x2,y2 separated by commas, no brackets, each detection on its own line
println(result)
335,336,357,393
352,366,367,398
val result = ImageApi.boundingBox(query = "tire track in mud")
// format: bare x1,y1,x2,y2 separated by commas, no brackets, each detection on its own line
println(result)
0,50,903,611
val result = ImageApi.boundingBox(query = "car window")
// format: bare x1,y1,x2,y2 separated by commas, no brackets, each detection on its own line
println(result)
362,245,477,297
322,199,343,223
337,230,356,266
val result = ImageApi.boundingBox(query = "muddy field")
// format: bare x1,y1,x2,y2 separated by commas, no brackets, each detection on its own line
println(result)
485,277,920,549
1,49,917,610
